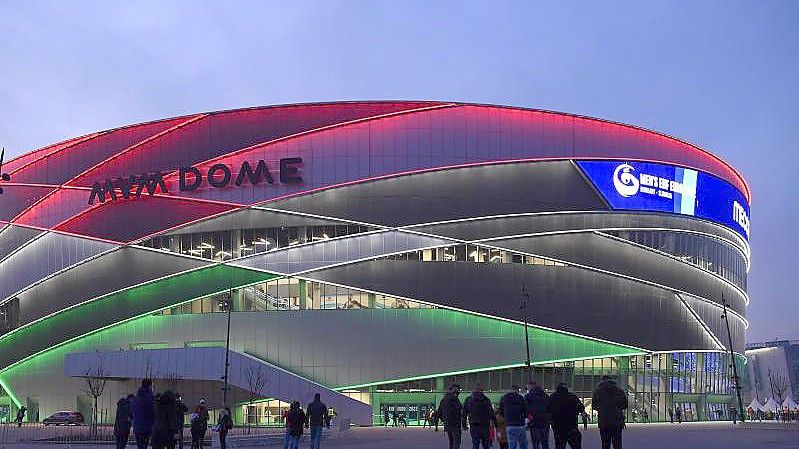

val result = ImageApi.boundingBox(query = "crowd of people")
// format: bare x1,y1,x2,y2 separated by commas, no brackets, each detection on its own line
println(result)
434,376,628,449
746,406,799,422
113,380,333,449
112,379,230,449
281,393,333,449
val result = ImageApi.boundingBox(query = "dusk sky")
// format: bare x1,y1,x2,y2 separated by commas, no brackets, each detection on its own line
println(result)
1,1,796,342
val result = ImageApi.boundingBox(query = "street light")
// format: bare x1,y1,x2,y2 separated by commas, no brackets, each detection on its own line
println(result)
218,290,233,408
721,293,745,422
521,285,533,384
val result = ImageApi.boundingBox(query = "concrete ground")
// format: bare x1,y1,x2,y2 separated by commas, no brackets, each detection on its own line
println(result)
2,422,798,448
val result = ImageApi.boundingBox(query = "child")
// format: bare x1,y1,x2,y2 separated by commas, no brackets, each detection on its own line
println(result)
495,409,508,449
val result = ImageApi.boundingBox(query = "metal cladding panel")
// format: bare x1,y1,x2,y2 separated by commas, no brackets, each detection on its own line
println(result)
0,232,117,303
303,260,722,352
265,161,607,226
15,247,210,326
3,135,89,174
491,232,747,316
64,348,372,425
0,225,42,261
167,104,747,206
681,294,745,352
231,230,452,275
69,102,443,187
13,188,92,229
55,197,237,243
412,211,748,252
51,311,635,392
0,185,55,221
11,117,189,185
0,264,274,370
163,208,347,236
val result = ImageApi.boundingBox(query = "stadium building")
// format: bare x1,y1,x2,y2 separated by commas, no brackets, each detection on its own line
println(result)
0,101,750,425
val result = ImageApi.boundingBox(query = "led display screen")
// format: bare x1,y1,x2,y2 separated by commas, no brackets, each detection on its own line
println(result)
577,160,750,241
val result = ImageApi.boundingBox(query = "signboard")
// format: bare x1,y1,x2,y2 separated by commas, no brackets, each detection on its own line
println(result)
88,157,302,204
577,160,750,241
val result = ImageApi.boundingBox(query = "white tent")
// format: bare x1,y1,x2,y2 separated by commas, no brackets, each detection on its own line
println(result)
763,397,781,412
747,397,765,412
783,397,799,410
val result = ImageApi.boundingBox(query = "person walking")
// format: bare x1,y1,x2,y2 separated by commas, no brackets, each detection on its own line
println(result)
190,399,209,449
675,407,682,423
132,379,156,449
114,395,134,449
730,406,739,425
499,385,528,449
152,391,180,449
525,383,550,449
667,407,673,423
436,384,464,449
383,408,390,427
591,376,626,449
175,395,188,449
305,393,328,449
548,383,584,449
14,406,26,427
495,409,509,449
216,408,233,449
462,386,497,449
284,401,305,449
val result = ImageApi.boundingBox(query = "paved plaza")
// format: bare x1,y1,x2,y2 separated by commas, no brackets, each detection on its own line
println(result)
3,422,798,449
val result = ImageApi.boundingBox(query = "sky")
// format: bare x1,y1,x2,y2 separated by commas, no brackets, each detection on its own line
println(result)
0,1,796,343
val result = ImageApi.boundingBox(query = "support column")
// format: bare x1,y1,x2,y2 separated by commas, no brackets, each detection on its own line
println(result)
368,293,376,309
298,280,307,309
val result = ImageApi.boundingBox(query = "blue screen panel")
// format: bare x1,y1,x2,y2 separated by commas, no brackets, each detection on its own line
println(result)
577,160,750,241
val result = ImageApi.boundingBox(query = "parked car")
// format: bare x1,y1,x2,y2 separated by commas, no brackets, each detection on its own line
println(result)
43,411,84,426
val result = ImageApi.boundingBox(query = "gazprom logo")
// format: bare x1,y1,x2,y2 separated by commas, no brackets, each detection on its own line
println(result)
613,163,639,197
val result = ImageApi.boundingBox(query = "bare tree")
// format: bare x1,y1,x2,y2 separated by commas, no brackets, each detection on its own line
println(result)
768,369,788,418
243,366,267,433
82,358,109,439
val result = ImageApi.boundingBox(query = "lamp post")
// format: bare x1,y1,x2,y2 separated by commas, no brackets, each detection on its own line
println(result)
220,289,233,408
721,293,745,422
521,285,533,384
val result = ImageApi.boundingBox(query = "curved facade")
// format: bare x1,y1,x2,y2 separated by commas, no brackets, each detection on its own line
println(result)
0,101,750,425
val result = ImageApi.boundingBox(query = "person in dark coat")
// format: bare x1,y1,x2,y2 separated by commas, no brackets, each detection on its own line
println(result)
548,383,584,449
436,384,464,449
14,406,26,427
132,379,156,449
114,396,134,449
175,395,188,449
284,401,305,449
190,399,209,449
591,377,627,449
305,394,328,449
462,386,497,449
216,408,233,449
525,383,551,449
152,391,179,449
499,385,529,449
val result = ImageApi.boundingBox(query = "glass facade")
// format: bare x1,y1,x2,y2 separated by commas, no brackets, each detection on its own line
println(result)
141,224,374,261
356,351,744,425
385,244,566,266
156,277,436,315
604,230,747,290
